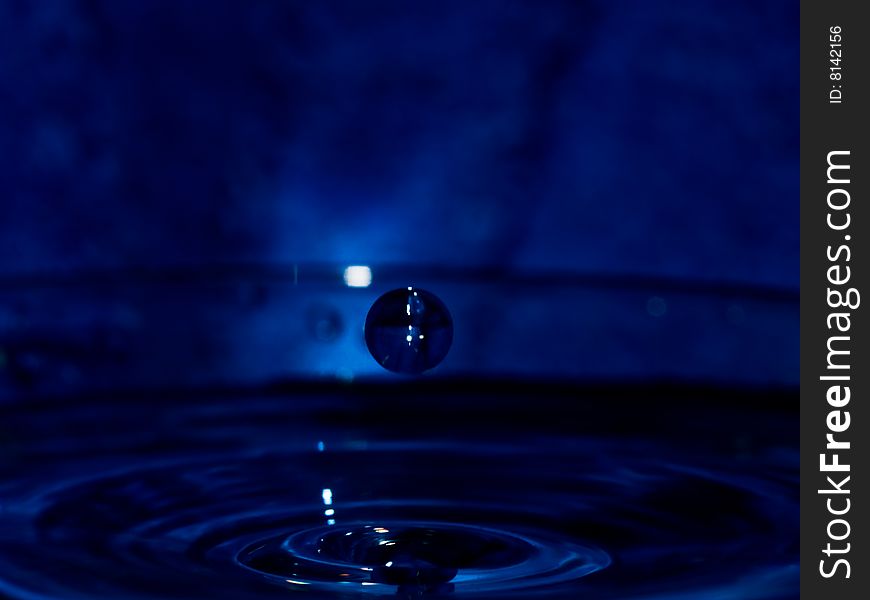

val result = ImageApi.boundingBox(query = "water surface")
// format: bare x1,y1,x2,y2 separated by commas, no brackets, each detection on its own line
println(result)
0,381,798,599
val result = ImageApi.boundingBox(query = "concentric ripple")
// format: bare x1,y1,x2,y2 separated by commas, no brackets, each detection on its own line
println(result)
0,386,799,599
239,520,608,595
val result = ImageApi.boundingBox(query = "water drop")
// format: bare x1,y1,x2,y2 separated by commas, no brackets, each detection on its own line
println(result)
364,288,453,374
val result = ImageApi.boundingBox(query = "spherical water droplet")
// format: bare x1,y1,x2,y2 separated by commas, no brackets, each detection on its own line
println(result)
364,288,453,374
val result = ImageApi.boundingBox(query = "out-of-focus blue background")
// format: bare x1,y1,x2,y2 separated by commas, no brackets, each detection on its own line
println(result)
0,0,798,395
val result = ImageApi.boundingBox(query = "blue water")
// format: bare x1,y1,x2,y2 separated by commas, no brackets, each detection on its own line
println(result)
0,382,798,599
364,288,453,374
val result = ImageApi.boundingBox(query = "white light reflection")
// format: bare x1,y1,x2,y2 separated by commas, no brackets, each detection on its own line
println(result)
343,266,372,288
321,488,336,525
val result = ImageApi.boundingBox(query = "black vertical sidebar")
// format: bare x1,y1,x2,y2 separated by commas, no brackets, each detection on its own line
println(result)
801,0,868,597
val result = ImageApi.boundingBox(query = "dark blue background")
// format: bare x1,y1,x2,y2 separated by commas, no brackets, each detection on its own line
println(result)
0,0,799,393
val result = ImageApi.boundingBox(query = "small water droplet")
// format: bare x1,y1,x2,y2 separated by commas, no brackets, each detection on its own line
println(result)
364,288,453,374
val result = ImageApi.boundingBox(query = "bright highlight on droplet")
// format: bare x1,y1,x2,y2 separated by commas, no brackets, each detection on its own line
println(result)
322,488,333,505
343,266,372,288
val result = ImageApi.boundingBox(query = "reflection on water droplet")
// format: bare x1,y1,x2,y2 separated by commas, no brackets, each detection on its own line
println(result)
365,288,453,374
